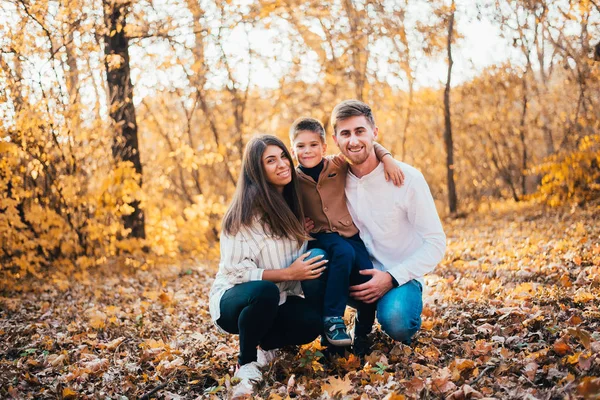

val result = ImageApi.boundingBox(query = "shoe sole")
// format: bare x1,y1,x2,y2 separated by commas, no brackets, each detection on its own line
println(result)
326,337,352,346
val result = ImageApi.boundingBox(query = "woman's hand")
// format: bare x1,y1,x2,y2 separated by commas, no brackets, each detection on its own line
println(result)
286,251,327,281
382,155,405,187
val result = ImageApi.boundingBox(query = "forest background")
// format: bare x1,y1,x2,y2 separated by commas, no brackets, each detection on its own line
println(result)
1,0,600,399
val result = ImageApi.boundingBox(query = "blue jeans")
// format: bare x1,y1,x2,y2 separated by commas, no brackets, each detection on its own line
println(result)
300,248,329,311
373,279,423,343
308,233,374,318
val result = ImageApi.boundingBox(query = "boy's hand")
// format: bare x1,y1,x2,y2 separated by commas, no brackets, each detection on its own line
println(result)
304,217,315,233
382,155,404,187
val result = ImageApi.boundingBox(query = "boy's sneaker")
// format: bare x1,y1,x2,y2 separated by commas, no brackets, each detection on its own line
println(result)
256,348,279,368
324,316,352,346
232,361,263,398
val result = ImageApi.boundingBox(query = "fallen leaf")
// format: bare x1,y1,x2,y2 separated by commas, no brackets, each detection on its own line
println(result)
97,336,126,351
286,374,295,393
553,339,571,355
383,393,406,400
404,376,425,395
338,353,361,370
47,354,66,367
566,352,582,365
567,328,592,349
421,345,442,361
80,357,109,374
573,289,594,303
476,323,494,334
159,292,172,304
85,309,107,329
322,375,353,396
447,383,484,399
578,353,592,371
62,388,77,399
421,320,435,330
577,377,600,398
7,386,18,399
431,368,457,394
523,362,537,381
472,340,493,356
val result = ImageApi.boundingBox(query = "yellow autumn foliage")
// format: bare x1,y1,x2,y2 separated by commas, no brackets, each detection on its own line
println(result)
1,0,599,287
531,135,600,206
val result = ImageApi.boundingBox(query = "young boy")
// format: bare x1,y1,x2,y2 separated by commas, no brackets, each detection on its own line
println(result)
289,117,404,351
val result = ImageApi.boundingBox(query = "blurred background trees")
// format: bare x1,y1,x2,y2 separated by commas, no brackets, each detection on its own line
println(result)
1,0,599,281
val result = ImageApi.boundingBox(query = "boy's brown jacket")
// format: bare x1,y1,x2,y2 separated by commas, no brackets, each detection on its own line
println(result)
296,143,390,238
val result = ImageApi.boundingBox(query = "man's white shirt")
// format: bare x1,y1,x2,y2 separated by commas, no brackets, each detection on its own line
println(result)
345,160,446,287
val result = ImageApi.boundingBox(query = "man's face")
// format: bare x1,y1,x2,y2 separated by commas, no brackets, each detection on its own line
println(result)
333,116,378,165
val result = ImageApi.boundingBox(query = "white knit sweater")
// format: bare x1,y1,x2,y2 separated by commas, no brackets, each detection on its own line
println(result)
209,220,308,326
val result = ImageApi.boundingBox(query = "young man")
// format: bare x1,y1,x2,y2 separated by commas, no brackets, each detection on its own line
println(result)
289,117,404,348
331,99,446,349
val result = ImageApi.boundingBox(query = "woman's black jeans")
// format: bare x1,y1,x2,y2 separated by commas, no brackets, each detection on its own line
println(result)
216,249,327,365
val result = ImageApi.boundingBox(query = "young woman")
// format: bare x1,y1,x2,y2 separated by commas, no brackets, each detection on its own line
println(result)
209,135,328,396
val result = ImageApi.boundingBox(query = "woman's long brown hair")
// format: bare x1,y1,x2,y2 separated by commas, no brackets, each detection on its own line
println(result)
222,135,308,245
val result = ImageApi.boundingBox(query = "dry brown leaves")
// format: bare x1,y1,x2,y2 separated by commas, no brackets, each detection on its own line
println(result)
1,201,599,399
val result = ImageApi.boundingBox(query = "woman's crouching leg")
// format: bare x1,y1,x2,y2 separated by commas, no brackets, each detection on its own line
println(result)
217,281,280,365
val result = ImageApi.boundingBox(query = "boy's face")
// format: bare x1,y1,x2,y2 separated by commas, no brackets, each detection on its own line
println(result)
291,131,327,168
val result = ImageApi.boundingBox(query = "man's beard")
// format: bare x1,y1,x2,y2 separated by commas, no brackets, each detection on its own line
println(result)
343,144,372,165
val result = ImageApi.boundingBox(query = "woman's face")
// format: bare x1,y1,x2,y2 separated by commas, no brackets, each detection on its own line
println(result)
262,145,292,193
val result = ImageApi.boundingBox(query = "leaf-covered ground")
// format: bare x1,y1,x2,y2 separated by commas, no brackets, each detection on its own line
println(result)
1,201,599,399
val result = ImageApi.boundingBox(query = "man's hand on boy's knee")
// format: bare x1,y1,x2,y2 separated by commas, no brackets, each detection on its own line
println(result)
349,270,393,304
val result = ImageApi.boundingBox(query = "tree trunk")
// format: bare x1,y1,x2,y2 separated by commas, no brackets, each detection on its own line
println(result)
401,79,414,161
186,0,237,186
519,78,528,196
65,30,79,102
444,2,458,215
342,0,368,101
103,0,145,239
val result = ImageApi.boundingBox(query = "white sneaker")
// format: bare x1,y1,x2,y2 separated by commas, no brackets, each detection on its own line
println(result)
256,348,279,368
234,361,263,383
231,361,263,398
230,379,254,399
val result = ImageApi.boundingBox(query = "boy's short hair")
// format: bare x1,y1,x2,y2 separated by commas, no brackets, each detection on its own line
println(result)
289,117,326,143
331,99,375,134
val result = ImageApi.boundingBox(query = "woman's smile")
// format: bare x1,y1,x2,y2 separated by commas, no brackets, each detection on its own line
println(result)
263,145,293,192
